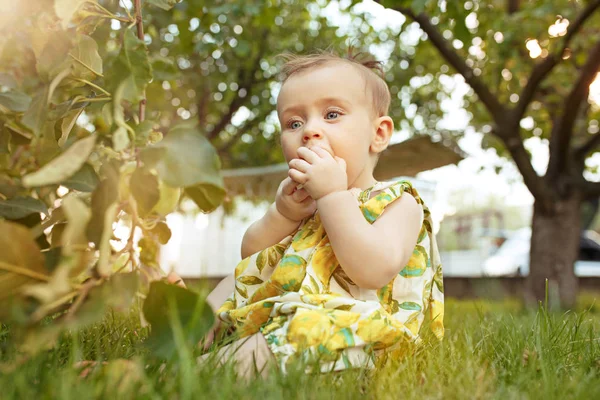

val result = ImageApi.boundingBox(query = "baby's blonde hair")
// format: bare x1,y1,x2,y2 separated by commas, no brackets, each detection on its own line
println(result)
276,46,391,118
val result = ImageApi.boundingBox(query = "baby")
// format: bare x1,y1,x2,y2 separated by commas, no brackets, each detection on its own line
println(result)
193,49,444,379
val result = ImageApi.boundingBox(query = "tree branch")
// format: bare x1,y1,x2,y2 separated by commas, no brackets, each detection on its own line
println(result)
498,132,553,205
206,30,270,141
513,0,600,122
382,3,553,205
580,180,600,198
134,0,146,122
507,0,520,14
391,6,506,125
547,40,600,180
196,83,211,125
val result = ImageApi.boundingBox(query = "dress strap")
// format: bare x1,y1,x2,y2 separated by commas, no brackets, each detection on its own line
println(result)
359,180,422,224
357,181,380,203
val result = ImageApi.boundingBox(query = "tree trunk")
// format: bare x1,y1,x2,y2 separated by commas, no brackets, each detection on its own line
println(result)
527,189,582,309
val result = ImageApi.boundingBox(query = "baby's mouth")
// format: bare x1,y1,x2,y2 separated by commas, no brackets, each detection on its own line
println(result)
308,145,334,157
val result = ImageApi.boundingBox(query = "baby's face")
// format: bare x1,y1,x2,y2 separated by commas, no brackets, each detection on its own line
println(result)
277,62,377,188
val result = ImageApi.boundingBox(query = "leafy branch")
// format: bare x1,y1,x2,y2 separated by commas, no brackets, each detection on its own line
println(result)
0,0,223,359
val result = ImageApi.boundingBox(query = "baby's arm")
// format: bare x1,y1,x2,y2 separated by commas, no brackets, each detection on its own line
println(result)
241,202,301,259
316,190,423,289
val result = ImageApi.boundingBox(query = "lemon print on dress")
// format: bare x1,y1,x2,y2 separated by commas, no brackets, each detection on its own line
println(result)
399,245,429,277
404,311,421,336
433,265,444,293
234,256,251,277
356,311,400,348
430,299,445,339
311,237,339,286
422,279,433,305
399,301,422,311
292,216,324,252
361,193,392,223
256,243,286,274
301,293,340,307
270,254,307,292
287,308,332,349
232,301,274,338
328,309,361,328
417,223,428,243
325,327,355,352
248,281,281,303
377,283,393,304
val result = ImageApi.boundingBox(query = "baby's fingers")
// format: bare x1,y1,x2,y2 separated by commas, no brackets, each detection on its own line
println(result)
292,188,310,202
288,168,305,185
281,176,297,195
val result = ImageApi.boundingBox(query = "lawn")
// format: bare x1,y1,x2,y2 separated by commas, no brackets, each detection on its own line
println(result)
1,294,599,399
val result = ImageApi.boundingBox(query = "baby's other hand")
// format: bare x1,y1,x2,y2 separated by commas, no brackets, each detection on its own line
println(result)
275,176,317,222
166,271,186,288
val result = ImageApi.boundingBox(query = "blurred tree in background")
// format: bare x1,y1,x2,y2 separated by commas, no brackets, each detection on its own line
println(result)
373,0,600,308
91,0,395,169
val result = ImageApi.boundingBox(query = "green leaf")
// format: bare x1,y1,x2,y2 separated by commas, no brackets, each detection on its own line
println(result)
140,124,223,188
148,221,172,245
62,163,99,192
130,168,160,217
0,221,46,306
80,273,141,323
98,202,120,277
12,212,50,250
22,87,49,137
22,135,97,187
59,108,84,147
112,126,130,152
134,120,156,146
61,195,92,257
147,0,179,10
34,29,73,80
110,30,153,103
184,183,226,213
71,34,103,79
143,281,214,359
54,0,88,29
86,176,118,247
0,91,32,112
151,55,178,80
42,247,62,272
0,196,49,219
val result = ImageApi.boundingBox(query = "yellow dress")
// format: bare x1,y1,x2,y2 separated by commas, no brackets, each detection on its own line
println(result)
217,179,444,373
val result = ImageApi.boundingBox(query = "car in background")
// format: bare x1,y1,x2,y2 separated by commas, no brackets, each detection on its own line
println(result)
482,227,600,277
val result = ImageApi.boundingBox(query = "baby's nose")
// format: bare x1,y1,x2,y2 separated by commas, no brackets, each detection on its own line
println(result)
303,129,322,142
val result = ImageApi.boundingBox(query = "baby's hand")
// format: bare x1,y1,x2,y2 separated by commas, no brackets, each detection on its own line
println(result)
275,176,317,222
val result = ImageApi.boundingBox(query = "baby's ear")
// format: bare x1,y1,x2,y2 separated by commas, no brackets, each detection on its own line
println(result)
370,116,393,154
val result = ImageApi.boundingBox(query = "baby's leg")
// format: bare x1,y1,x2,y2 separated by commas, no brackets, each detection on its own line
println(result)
197,273,235,349
205,273,235,311
197,333,276,380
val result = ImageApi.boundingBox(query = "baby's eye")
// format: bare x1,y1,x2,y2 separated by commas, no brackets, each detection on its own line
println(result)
325,111,340,120
289,120,302,130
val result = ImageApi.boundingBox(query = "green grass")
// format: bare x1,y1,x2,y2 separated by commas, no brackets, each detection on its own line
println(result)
1,294,600,399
